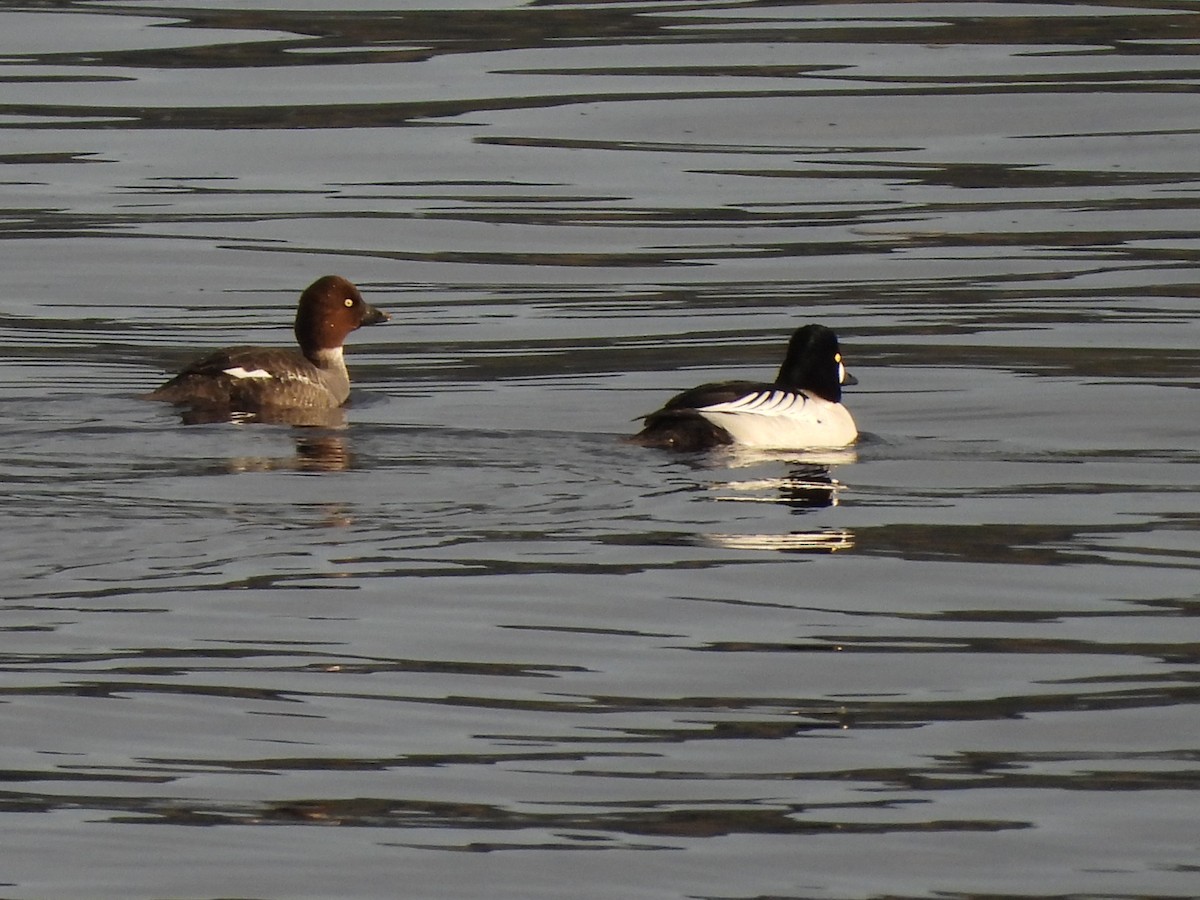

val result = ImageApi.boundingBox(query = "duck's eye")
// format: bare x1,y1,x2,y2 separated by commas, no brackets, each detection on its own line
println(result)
344,298,355,308
835,353,842,363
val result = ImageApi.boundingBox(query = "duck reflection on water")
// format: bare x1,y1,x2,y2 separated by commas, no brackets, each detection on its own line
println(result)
703,451,857,553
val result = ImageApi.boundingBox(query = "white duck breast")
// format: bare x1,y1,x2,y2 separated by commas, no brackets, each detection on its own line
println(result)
697,389,857,449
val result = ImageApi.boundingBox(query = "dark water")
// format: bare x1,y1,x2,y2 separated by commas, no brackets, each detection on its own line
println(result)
1,2,1198,898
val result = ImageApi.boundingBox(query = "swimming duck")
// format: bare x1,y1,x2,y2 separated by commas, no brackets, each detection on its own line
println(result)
146,275,388,413
629,324,857,452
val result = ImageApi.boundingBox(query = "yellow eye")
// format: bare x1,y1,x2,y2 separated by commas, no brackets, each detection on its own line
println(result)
835,353,842,363
344,298,355,308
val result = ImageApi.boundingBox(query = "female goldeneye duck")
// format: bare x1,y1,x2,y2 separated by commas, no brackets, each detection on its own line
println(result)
628,323,858,452
146,275,389,413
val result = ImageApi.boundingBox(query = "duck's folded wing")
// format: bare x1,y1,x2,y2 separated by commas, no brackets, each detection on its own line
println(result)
173,346,295,378
698,389,810,417
653,380,766,414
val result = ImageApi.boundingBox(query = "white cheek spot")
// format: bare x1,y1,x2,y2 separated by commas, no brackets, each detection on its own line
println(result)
223,366,274,380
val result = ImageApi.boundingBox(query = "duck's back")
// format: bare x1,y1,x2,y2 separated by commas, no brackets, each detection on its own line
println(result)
630,378,857,451
629,380,761,451
147,346,346,410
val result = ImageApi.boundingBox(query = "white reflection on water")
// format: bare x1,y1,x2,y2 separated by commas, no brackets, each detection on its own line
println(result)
704,530,855,552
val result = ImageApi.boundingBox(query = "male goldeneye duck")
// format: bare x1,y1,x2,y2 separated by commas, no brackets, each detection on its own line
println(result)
146,275,388,414
629,323,858,452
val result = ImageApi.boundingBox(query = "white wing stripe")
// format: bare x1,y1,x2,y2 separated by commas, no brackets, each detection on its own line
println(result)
222,366,274,380
700,390,808,417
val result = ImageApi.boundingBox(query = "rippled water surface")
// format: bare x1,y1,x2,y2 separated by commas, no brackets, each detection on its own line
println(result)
1,2,1198,898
